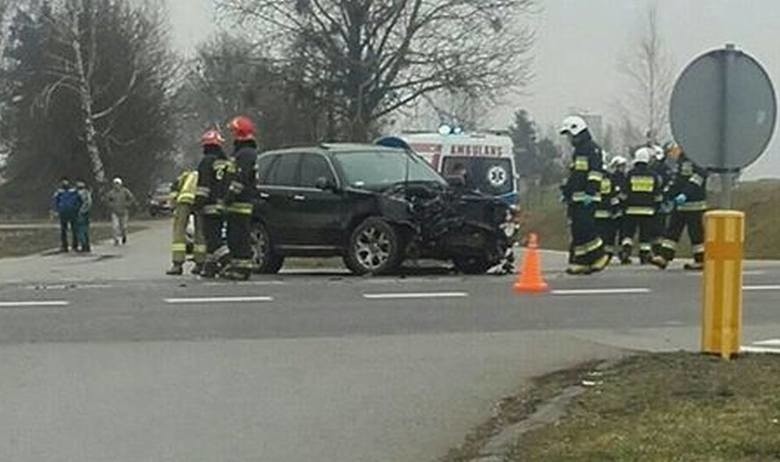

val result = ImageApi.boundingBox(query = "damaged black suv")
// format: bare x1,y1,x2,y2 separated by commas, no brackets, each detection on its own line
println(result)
250,144,514,275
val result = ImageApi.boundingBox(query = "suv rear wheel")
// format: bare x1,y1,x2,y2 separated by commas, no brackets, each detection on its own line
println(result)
344,218,403,275
251,221,284,274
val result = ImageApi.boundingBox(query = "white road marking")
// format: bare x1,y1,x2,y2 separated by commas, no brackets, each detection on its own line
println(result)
753,339,780,346
363,292,469,300
551,288,651,296
24,283,113,290
0,301,69,308
741,346,780,354
202,281,286,287
164,296,274,304
744,285,780,291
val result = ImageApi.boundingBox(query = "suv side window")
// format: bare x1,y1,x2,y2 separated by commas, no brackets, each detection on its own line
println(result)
256,154,277,184
266,154,301,187
299,153,335,188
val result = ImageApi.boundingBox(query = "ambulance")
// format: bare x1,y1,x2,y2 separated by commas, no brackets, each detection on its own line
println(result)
399,131,519,206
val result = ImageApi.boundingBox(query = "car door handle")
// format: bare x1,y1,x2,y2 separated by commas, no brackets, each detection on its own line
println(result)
292,194,306,202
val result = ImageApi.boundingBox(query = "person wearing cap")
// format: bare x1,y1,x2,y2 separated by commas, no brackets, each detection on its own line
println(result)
558,115,609,275
103,177,137,246
75,181,93,252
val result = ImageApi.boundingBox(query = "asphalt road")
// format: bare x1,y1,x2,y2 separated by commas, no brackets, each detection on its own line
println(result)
0,222,778,462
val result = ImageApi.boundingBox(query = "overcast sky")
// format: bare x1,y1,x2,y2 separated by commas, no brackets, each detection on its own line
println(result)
166,0,780,178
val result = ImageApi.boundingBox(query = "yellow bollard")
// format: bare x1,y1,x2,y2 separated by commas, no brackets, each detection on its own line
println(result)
702,210,745,359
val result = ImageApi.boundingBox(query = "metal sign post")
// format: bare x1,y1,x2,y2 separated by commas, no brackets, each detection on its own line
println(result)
670,44,776,359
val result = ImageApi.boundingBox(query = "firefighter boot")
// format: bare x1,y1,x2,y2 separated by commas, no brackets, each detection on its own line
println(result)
166,263,183,276
650,255,669,270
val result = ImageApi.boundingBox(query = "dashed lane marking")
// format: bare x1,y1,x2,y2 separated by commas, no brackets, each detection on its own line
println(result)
0,301,69,308
744,285,780,291
363,292,469,300
164,296,274,304
551,288,651,296
741,338,780,355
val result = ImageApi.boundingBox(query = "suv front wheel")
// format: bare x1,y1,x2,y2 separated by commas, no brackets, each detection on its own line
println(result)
251,221,284,274
344,218,403,275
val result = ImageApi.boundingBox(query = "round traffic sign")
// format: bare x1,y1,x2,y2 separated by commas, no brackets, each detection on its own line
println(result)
670,45,776,170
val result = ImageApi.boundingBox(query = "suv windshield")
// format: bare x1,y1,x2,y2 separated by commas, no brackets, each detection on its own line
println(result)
333,150,446,190
441,157,515,196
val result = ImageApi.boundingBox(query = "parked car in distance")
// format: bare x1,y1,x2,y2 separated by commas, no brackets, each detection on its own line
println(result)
148,182,174,217
250,144,515,275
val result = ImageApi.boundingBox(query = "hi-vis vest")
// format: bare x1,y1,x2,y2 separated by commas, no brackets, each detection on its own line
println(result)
174,171,199,205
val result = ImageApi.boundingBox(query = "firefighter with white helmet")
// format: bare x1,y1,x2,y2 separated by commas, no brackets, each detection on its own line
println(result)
558,115,609,275
619,147,664,264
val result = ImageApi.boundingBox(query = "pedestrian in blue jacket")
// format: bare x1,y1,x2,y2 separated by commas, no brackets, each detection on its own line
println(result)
52,178,82,252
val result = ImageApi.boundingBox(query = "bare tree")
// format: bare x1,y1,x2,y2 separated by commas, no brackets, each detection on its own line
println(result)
37,0,144,186
617,2,675,146
218,0,535,141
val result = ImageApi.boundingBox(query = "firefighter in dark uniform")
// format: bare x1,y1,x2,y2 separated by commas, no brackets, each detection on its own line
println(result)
650,144,673,254
596,155,628,263
651,142,708,270
221,116,259,281
620,147,664,264
195,129,231,279
559,116,609,275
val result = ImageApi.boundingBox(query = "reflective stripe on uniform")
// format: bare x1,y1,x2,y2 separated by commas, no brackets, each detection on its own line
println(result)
572,192,602,203
630,176,655,193
613,210,624,218
639,243,652,252
194,245,207,254
588,171,604,182
172,243,187,252
574,237,603,256
227,202,253,215
196,186,211,197
203,204,225,215
177,193,195,204
610,197,621,206
626,206,656,216
678,201,707,211
574,156,589,171
594,210,612,219
690,174,704,186
229,181,245,194
660,239,677,250
232,259,254,269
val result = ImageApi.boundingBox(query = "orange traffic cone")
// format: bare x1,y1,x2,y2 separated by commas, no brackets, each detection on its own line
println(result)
513,233,550,294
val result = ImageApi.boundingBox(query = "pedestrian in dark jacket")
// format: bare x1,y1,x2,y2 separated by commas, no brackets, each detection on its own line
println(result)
76,181,92,252
52,178,82,252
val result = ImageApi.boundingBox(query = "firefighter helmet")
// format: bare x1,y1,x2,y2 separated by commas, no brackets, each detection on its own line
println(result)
228,116,256,141
633,147,653,165
559,116,588,136
609,155,628,169
201,129,225,147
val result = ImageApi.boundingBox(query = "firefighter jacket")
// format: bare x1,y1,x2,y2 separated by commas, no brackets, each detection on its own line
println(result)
620,164,663,216
225,142,258,215
668,154,708,212
195,146,230,214
171,171,199,206
561,132,604,205
651,159,674,202
595,173,621,220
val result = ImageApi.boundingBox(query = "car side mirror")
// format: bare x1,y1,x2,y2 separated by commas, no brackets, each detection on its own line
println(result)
315,176,337,191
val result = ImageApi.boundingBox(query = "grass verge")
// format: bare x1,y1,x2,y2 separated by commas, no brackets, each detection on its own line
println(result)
520,180,780,259
0,224,145,258
446,352,780,462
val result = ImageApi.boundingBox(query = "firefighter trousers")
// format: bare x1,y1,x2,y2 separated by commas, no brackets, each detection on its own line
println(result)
621,214,657,262
595,217,618,256
172,203,205,265
202,212,229,265
568,204,605,267
657,210,705,263
226,202,254,275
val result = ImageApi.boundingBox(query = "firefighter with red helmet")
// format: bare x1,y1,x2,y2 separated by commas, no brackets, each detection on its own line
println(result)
194,129,231,279
221,116,259,280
